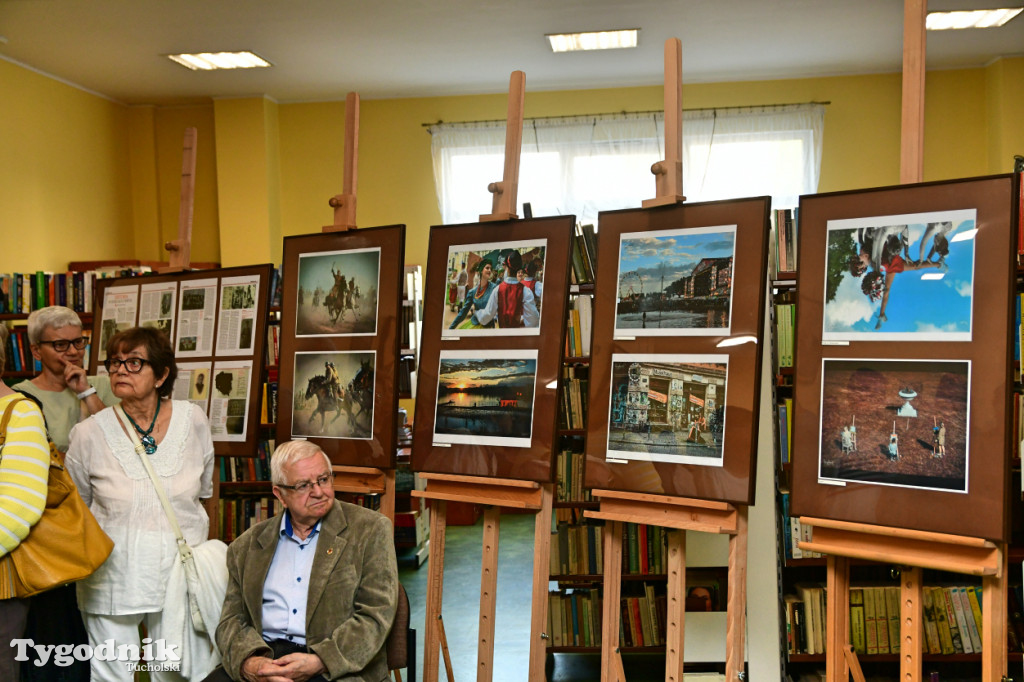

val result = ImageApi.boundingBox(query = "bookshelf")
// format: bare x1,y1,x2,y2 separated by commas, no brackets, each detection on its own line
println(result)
772,203,1024,681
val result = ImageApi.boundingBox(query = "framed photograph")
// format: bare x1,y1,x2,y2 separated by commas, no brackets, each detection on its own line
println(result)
432,349,538,448
790,175,1018,541
439,238,547,337
822,209,976,341
90,264,273,457
412,216,575,482
585,198,771,505
295,247,381,337
817,358,969,492
606,353,728,466
277,225,405,470
614,226,736,337
291,350,376,440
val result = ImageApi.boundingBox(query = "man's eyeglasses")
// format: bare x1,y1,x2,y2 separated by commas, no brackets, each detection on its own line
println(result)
103,357,152,374
39,337,88,353
277,472,334,494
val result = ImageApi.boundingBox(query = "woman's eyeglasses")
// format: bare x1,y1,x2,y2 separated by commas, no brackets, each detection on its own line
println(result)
276,472,334,493
38,337,88,353
103,357,152,374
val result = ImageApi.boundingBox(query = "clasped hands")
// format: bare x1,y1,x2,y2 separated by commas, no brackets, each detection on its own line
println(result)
241,652,327,682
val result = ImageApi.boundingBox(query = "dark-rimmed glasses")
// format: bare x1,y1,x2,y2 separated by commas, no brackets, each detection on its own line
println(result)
38,337,88,353
276,472,334,494
103,357,152,374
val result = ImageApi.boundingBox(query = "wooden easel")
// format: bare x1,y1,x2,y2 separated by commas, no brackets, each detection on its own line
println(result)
586,40,747,682
798,4,1008,680
412,474,554,682
414,72,557,682
585,491,748,682
319,91,397,522
161,127,197,273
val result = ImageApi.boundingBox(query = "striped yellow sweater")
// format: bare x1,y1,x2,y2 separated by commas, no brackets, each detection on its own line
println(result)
0,394,49,557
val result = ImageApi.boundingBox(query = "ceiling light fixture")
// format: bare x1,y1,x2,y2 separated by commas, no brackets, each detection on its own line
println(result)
546,29,639,53
926,8,1022,30
167,51,272,71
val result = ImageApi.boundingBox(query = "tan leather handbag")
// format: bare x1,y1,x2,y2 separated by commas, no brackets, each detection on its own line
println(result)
0,397,114,599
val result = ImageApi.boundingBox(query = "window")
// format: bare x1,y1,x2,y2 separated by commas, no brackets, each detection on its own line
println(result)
429,103,824,226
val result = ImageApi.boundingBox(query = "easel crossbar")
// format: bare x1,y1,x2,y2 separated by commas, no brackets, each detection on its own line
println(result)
586,492,738,535
412,475,543,510
799,519,1001,577
331,465,389,495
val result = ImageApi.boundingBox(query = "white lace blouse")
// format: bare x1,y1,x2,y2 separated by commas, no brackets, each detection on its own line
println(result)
66,400,214,615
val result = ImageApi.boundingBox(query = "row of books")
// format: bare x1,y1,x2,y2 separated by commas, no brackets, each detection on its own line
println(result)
216,495,280,541
550,521,603,576
569,224,598,285
619,586,667,648
774,300,795,371
266,324,281,366
558,365,589,431
260,378,279,426
547,589,602,648
267,266,283,309
773,207,799,274
622,522,669,576
780,494,822,560
555,450,592,503
217,443,273,482
564,294,592,358
4,325,41,374
0,266,156,315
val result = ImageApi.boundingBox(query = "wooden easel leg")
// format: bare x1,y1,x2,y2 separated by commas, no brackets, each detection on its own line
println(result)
900,567,922,682
439,615,455,682
528,484,554,681
826,556,850,682
381,469,396,524
981,547,1008,682
725,508,747,681
478,507,500,682
424,501,448,682
841,645,867,682
664,529,686,682
601,521,624,682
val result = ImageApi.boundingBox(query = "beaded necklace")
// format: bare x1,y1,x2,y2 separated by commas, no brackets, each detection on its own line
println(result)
123,399,161,454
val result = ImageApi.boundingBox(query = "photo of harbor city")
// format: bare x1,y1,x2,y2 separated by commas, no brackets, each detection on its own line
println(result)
614,225,736,337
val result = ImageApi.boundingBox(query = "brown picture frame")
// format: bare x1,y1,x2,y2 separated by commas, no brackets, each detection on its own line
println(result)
790,174,1019,541
277,225,405,470
411,216,575,482
584,198,771,505
90,264,273,457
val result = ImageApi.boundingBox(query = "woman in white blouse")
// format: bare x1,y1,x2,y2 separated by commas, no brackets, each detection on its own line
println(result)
66,327,215,681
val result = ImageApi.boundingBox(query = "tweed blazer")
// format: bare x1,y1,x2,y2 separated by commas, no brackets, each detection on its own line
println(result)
215,500,398,681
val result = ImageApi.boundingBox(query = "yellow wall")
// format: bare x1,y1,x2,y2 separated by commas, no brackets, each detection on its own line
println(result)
0,58,134,273
3,56,1022,276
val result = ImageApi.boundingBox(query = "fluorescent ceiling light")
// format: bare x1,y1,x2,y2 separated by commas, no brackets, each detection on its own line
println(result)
167,51,272,71
547,29,638,53
926,8,1022,30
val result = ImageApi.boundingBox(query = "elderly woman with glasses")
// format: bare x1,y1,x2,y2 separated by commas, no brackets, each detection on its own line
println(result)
13,306,119,453
66,326,220,681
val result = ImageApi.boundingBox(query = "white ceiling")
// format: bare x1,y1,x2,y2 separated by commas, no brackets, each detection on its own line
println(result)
1,0,1022,106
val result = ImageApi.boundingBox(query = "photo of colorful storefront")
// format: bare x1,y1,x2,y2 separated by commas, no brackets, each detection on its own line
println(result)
608,355,727,464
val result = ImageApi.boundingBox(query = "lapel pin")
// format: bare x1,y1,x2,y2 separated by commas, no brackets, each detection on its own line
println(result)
327,548,334,555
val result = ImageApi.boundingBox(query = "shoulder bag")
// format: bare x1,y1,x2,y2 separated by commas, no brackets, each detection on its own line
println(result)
0,397,114,599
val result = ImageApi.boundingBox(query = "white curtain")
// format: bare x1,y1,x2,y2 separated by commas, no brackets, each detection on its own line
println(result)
429,103,824,226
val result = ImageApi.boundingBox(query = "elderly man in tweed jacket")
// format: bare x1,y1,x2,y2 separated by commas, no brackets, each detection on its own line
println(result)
204,440,397,682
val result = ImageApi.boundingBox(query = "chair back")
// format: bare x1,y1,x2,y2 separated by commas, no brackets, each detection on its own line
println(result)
386,582,410,673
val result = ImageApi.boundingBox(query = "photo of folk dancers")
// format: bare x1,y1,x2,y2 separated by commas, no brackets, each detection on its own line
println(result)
441,239,546,337
822,209,975,341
